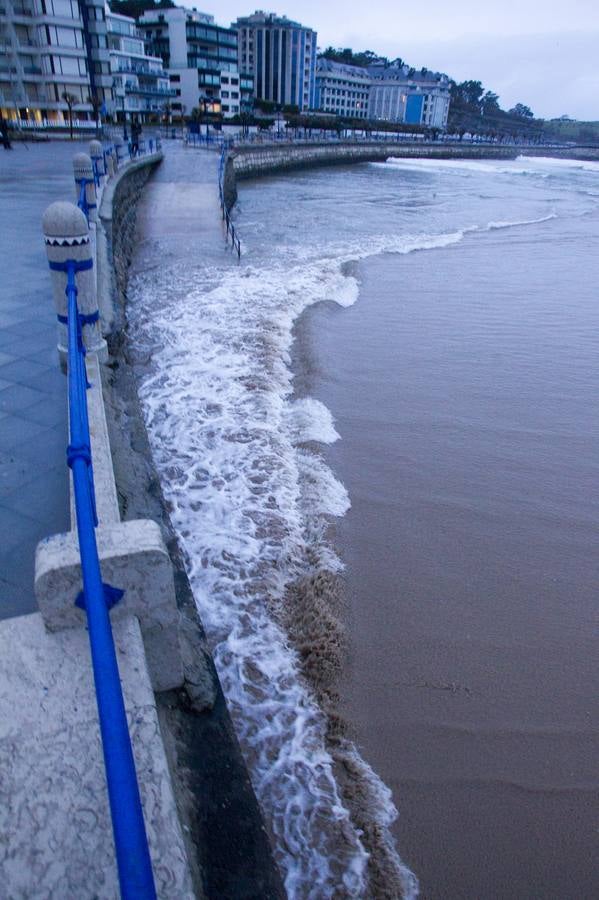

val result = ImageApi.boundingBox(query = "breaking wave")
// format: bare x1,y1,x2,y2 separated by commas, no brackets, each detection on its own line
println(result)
378,157,551,178
128,228,468,896
486,212,557,229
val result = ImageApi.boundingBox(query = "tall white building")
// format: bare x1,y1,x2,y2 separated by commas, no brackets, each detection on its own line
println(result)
235,11,316,111
314,59,370,119
0,0,112,125
106,9,173,124
138,6,253,119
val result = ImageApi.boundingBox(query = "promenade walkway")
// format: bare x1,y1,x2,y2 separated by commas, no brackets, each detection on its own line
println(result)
0,140,92,619
0,140,199,898
130,141,227,273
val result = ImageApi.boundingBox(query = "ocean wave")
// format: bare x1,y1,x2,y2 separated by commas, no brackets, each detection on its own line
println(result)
515,154,599,173
128,257,373,896
126,228,463,895
377,157,550,178
273,227,468,266
486,212,557,230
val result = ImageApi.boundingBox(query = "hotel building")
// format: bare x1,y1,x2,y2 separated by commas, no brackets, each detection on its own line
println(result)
235,11,316,111
314,58,370,119
367,62,450,127
314,58,450,128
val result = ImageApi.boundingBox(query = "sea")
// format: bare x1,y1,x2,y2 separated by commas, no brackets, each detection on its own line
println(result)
127,151,599,899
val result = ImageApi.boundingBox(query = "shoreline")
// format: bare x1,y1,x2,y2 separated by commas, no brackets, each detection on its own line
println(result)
283,187,599,898
288,298,419,899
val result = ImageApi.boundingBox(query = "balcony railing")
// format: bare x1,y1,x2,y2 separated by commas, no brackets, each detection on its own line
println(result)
116,63,164,77
124,82,176,97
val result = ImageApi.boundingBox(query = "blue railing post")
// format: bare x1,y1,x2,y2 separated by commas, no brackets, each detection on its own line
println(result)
73,153,97,224
114,136,125,168
89,139,104,187
43,201,157,899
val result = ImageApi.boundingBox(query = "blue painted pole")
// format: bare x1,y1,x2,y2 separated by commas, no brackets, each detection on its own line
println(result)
78,180,88,220
65,265,157,900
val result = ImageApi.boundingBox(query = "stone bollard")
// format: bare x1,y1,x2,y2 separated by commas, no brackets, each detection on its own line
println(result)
89,139,104,185
42,201,106,362
72,152,97,224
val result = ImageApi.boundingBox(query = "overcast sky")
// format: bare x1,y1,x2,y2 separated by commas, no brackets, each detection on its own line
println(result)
180,1,599,120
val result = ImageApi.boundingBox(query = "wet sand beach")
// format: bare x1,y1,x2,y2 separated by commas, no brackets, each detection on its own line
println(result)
292,214,599,897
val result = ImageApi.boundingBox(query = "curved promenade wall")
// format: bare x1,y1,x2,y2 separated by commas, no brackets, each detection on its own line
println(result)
97,152,286,900
224,140,519,206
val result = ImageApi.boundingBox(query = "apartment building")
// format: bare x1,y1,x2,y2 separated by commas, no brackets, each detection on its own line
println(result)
138,6,253,119
368,62,450,127
314,58,450,128
235,11,316,111
314,58,370,119
0,0,112,124
106,8,173,124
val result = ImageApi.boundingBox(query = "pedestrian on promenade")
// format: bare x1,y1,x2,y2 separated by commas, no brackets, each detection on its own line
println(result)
131,118,141,156
0,115,12,149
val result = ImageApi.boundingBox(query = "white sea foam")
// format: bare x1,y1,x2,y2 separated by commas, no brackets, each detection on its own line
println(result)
127,225,466,895
285,397,341,446
515,154,599,173
378,157,549,177
129,256,372,896
486,212,558,229
278,227,468,266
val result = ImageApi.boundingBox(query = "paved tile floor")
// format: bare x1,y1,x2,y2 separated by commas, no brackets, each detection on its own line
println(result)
0,139,92,619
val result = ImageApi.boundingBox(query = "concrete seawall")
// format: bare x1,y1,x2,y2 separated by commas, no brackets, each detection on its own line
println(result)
98,153,285,899
224,140,520,206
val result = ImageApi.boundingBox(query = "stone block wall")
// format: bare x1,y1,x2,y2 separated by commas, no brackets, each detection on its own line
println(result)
98,155,161,334
223,140,518,208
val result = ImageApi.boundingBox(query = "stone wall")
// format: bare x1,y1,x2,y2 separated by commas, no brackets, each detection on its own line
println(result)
97,155,161,334
222,140,519,208
97,154,286,900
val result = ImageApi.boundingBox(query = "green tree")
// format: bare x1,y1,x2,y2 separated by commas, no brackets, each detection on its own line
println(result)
509,103,534,119
481,91,500,115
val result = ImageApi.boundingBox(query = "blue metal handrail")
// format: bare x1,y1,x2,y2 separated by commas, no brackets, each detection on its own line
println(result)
63,261,157,899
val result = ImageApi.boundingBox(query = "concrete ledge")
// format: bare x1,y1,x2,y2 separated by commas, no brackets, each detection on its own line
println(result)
0,613,194,898
77,353,120,525
35,518,183,692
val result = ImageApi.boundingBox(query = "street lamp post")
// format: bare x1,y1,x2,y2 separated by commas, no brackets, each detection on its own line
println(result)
121,93,128,141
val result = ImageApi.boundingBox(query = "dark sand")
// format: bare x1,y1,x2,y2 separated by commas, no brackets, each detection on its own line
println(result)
292,220,599,898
